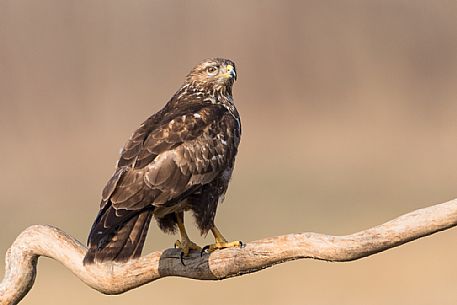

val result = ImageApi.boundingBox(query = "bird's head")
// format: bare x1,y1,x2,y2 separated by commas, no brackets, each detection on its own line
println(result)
186,58,237,94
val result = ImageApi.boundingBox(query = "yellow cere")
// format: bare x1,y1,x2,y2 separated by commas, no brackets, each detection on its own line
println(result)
225,64,236,78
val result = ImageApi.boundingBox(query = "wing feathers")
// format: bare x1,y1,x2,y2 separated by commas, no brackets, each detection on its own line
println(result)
101,167,128,202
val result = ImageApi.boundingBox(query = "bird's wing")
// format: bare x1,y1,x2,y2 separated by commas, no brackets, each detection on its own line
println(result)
102,104,239,211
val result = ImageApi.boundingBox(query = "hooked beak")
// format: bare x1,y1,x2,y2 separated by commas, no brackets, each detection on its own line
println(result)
224,64,237,81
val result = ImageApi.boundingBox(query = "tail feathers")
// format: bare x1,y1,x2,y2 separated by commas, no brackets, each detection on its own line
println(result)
84,206,153,265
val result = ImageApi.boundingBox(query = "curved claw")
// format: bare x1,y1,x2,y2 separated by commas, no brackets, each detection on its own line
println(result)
175,239,202,264
200,240,243,255
201,245,210,257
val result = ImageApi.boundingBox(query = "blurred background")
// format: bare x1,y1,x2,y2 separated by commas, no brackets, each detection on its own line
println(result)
1,0,457,304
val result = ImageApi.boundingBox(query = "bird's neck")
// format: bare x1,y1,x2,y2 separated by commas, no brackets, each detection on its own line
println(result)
168,83,239,125
176,82,235,108
201,85,236,117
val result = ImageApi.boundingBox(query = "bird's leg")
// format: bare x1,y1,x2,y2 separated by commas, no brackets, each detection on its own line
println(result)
201,225,243,254
174,212,201,262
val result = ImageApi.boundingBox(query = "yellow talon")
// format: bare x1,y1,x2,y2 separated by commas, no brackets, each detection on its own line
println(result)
175,239,202,255
204,240,243,253
174,212,201,265
202,225,243,254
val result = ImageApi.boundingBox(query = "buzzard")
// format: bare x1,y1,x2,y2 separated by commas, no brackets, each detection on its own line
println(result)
84,58,241,264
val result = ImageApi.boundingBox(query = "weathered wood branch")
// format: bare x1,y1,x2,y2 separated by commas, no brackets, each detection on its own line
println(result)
1,198,457,305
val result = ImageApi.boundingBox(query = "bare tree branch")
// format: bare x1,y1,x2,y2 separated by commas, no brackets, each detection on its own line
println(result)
1,198,457,305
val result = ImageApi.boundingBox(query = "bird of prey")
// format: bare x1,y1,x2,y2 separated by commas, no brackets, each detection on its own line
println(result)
84,58,241,264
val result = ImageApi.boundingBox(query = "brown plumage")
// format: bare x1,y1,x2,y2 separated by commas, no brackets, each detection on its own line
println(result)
84,58,240,264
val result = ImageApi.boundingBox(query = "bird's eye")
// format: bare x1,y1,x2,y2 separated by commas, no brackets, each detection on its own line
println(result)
206,66,218,75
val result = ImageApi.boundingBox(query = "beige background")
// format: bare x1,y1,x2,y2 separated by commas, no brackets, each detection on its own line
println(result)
1,1,457,304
